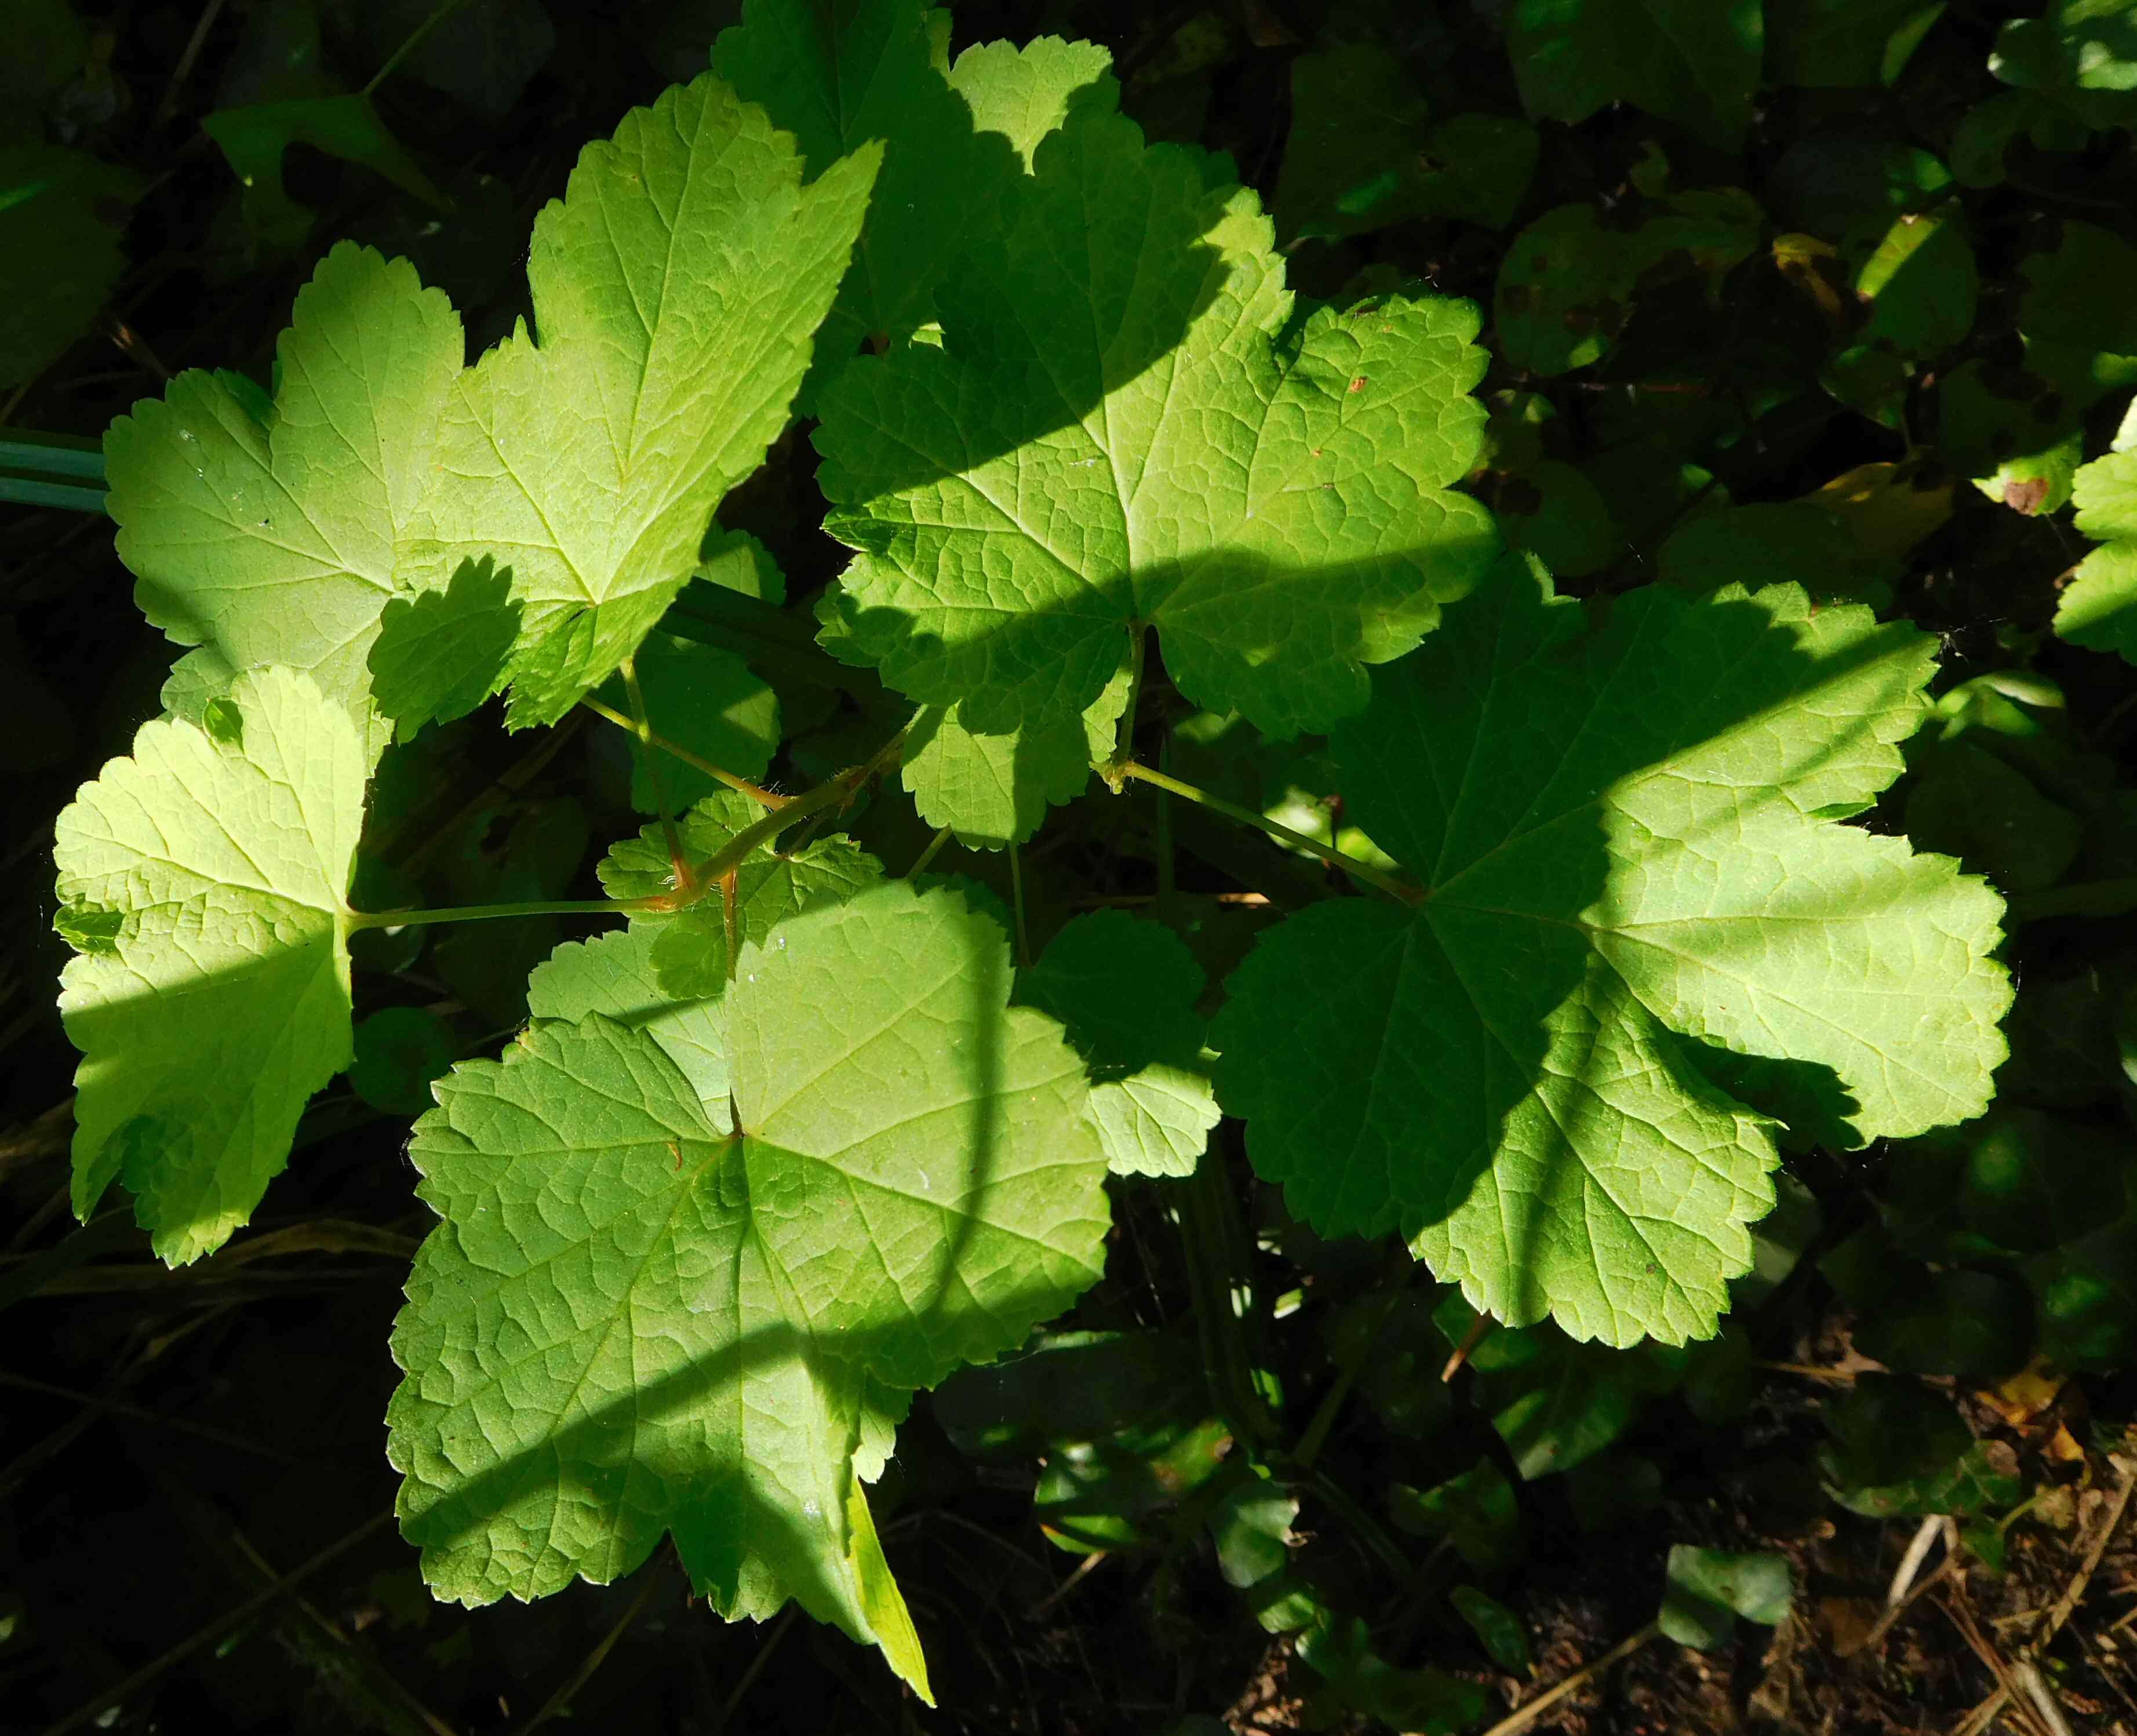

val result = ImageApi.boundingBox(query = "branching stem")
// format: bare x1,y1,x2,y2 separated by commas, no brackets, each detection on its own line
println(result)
1110,624,1148,778
1113,760,1422,904
620,656,688,887
349,727,908,933
579,696,786,809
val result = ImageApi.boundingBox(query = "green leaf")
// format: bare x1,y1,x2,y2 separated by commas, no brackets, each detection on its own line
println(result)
1035,1420,1232,1552
1658,1546,1792,1647
525,926,729,1109
696,527,787,606
1658,503,1886,601
1492,1348,1639,1477
1297,1613,1487,1733
367,555,520,735
1495,205,1640,379
1852,1267,2033,1378
396,73,880,727
202,94,448,253
946,34,1117,164
1906,740,2083,893
384,1015,931,1698
387,883,1109,1690
1564,1451,1663,1530
716,0,1111,385
900,678,1120,849
1505,0,1763,151
1768,138,1952,245
599,631,779,814
2019,221,2137,394
596,791,884,999
1767,0,1946,86
932,1329,1206,1459
1490,459,1615,578
1494,192,1760,378
1018,910,1219,1178
1451,1585,1532,1673
0,145,140,388
1820,1379,2018,1517
104,243,461,714
1389,1460,1523,1574
1213,565,2010,1345
2054,450,2137,660
1819,1374,1967,1490
54,667,369,1264
1275,46,1537,241
1940,358,2086,515
1992,2,2137,133
349,1007,458,1115
816,88,1499,743
724,883,1112,1385
0,0,87,149
1210,1479,1297,1589
1849,210,1978,354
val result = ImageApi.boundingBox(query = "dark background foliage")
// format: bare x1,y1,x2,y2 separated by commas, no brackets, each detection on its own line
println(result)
8,1,2137,1732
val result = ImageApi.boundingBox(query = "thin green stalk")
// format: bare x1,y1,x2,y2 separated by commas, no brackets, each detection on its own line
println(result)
1177,1153,1277,1453
1290,1253,1414,1472
350,728,905,934
1009,843,1032,967
1,476,106,512
1116,760,1422,904
362,0,469,95
909,825,953,878
620,656,687,883
0,437,106,481
1110,624,1148,779
347,898,654,933
580,696,785,808
771,722,911,861
1303,1465,1418,1584
673,736,899,896
1153,734,1177,912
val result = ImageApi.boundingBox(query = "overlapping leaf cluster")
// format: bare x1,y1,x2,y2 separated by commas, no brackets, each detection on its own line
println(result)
45,0,2035,1699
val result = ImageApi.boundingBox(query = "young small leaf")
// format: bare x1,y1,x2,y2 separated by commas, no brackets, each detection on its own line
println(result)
1018,909,1218,1178
2054,449,2137,661
596,791,883,998
1658,1546,1792,1648
54,667,369,1264
367,554,520,736
899,663,1127,849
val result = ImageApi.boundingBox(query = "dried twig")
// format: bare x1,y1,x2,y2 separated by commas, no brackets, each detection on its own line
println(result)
2034,1455,2137,1650
1465,1621,1659,1736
